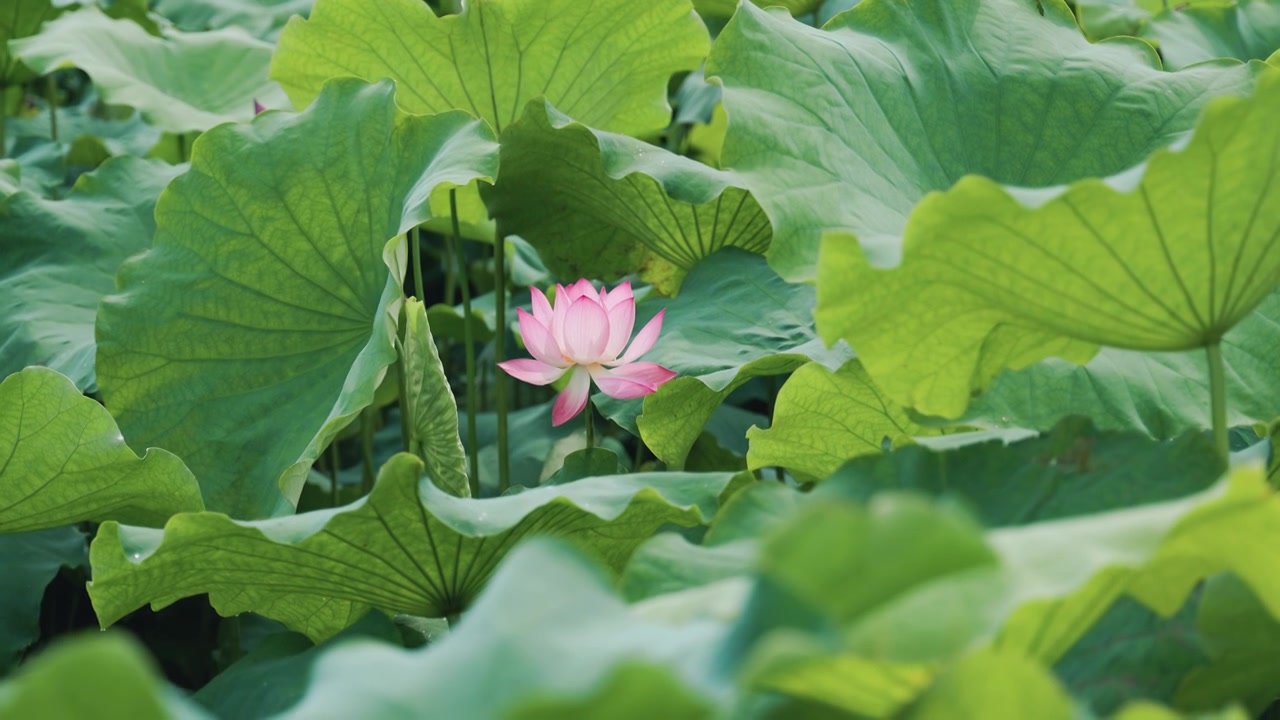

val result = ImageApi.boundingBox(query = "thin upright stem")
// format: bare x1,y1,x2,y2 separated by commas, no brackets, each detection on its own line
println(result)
360,408,376,495
494,228,510,494
585,403,595,450
410,226,426,302
45,74,58,142
176,133,187,163
1206,341,1229,462
1,88,8,157
452,190,480,497
327,442,341,507
397,346,413,455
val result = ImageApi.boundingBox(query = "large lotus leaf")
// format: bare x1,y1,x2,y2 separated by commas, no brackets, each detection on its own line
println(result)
0,633,209,719
820,417,1225,526
592,250,852,467
153,0,313,38
960,291,1280,438
0,527,85,674
815,71,1280,419
0,156,179,391
398,298,469,497
483,100,771,294
1142,0,1280,70
705,0,1265,281
262,540,727,718
0,0,60,86
992,465,1280,664
739,465,1280,713
746,360,937,481
88,453,737,641
95,79,498,519
272,0,707,137
6,93,162,163
9,7,274,134
0,368,202,534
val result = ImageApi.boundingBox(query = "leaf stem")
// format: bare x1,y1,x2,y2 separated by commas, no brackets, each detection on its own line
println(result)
397,345,413,455
360,407,376,495
327,442,341,507
1,87,7,156
494,228,510,494
410,226,425,302
45,74,58,142
585,403,595,450
1206,341,1229,462
451,190,480,497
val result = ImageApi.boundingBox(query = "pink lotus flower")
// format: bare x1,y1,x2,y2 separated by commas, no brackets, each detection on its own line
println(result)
499,279,676,426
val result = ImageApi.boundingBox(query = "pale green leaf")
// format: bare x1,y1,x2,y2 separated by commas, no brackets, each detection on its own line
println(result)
0,368,202,534
88,453,736,641
399,298,469,497
706,0,1265,280
272,0,708,136
10,7,275,134
0,157,181,391
1142,0,1280,70
96,79,498,519
815,71,1280,418
905,649,1074,720
961,291,1280,438
153,0,313,39
746,360,937,481
483,100,771,294
269,540,729,718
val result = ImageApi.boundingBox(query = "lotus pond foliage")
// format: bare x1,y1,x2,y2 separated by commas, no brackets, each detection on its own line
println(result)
0,0,1278,718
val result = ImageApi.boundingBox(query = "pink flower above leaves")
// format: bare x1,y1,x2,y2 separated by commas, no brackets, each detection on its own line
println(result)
498,280,676,426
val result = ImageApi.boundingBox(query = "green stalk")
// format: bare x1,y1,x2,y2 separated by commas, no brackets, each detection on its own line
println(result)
176,133,187,163
45,74,58,142
327,442,341,507
451,190,480,497
397,346,413,455
1,88,7,157
1206,341,1229,462
585,403,595,450
494,227,510,494
360,408,376,495
220,615,242,667
410,226,426,302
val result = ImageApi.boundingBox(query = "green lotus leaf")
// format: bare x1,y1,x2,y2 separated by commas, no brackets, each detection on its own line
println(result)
95,78,498,519
272,0,707,137
398,298,469,497
483,100,771,294
742,464,1280,712
0,0,61,87
257,539,727,717
1175,574,1280,714
706,0,1265,281
821,417,1225,526
0,633,209,719
815,71,1280,418
0,368,202,534
0,157,180,391
746,360,937,481
88,453,737,641
0,527,85,673
153,0,313,38
1142,0,1280,70
11,7,277,135
6,92,163,163
959,291,1280,438
592,250,852,467
1073,0,1235,41
904,649,1074,720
